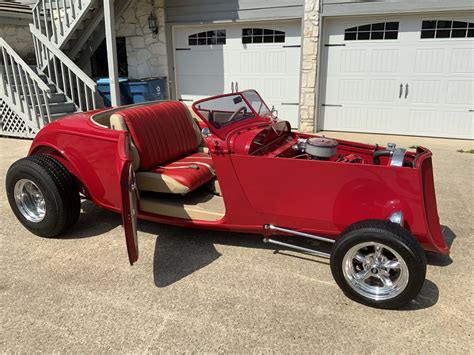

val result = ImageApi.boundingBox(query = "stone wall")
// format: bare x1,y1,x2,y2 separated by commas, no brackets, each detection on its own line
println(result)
0,24,35,63
299,0,320,132
115,0,168,80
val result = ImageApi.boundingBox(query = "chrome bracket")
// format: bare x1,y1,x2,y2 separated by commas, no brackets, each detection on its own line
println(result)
389,211,404,226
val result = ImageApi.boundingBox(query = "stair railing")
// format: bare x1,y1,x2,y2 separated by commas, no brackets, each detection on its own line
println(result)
32,0,92,48
0,38,52,132
31,25,98,112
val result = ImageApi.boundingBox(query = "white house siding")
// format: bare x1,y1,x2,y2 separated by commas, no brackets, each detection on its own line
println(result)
115,0,168,79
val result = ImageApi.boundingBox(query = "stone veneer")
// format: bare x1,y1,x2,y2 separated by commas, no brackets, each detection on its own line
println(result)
115,0,168,80
0,24,35,63
299,0,320,132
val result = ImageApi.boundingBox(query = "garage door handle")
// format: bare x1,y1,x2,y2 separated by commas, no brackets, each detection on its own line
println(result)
231,82,234,93
405,83,409,99
236,82,239,92
399,83,403,98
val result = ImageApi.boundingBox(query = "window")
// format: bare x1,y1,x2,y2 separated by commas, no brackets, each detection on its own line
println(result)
344,22,399,41
421,20,474,39
188,30,226,46
242,28,285,44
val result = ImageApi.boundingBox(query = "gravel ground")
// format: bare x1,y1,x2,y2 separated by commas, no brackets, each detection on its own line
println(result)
0,133,473,353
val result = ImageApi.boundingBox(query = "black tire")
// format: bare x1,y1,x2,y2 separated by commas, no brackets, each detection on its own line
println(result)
6,155,81,237
330,220,426,309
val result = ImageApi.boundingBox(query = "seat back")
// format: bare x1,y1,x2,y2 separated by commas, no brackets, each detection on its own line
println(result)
111,101,202,171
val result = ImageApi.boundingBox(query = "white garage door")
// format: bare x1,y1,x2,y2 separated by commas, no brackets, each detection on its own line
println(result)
173,20,301,128
321,14,474,139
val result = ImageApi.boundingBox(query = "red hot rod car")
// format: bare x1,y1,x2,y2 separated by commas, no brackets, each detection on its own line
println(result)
6,90,449,309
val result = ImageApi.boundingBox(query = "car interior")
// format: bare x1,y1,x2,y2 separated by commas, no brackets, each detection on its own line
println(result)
90,101,226,221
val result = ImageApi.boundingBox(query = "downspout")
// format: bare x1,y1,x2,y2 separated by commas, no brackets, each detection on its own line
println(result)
314,0,324,133
104,0,121,106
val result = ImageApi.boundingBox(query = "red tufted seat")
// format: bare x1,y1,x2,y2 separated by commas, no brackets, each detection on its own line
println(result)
110,101,214,194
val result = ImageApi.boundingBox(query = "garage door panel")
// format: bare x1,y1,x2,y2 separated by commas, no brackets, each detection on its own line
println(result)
340,49,367,73
175,51,225,75
407,110,473,138
324,106,397,132
368,79,398,102
339,79,366,102
450,48,474,73
411,80,441,104
177,75,226,98
239,50,288,74
446,80,473,105
414,48,445,73
366,108,396,131
371,49,400,73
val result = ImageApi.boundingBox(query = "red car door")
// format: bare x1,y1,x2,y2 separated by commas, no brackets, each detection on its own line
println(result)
118,133,139,265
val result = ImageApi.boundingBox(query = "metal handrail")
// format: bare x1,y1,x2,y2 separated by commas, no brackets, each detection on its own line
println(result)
30,25,97,111
32,0,90,48
0,39,51,93
0,38,52,130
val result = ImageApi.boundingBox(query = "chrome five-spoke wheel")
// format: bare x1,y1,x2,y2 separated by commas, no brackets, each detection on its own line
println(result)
330,220,426,309
342,242,409,301
14,179,46,222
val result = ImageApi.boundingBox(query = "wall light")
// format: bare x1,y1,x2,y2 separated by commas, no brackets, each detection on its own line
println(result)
148,12,158,38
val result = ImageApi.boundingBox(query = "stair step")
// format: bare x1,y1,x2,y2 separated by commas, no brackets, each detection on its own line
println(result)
42,102,76,114
26,101,76,114
22,92,67,104
8,83,57,93
6,73,48,84
50,112,75,121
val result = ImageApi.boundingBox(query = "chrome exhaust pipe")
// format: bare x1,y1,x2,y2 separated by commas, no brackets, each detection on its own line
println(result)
263,238,330,259
264,224,335,244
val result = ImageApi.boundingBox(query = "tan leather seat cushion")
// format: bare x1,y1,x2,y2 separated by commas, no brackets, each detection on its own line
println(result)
110,113,141,170
136,171,190,194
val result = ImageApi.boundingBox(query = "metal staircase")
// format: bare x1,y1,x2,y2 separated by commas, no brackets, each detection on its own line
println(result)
1,0,103,138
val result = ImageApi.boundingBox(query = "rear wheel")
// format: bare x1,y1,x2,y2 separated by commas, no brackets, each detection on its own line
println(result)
6,155,80,237
330,220,426,309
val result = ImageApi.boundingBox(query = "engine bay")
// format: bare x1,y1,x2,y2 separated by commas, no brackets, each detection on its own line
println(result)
232,120,419,168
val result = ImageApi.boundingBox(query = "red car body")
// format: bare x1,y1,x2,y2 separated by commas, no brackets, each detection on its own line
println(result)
27,91,449,264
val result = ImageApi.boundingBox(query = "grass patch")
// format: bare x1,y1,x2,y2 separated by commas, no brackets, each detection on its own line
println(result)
409,145,418,149
457,149,474,154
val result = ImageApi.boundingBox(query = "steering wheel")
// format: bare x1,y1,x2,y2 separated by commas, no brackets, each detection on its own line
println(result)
226,106,247,123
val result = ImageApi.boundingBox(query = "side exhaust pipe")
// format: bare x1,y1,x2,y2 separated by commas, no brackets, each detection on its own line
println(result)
263,224,334,259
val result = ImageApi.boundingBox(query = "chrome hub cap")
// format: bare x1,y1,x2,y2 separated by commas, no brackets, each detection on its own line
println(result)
342,242,409,301
14,179,46,223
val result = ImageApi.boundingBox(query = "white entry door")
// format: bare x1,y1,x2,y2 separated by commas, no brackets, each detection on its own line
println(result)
173,20,302,128
321,14,474,139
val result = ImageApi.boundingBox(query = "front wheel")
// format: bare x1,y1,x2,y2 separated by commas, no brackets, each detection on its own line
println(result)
330,220,426,309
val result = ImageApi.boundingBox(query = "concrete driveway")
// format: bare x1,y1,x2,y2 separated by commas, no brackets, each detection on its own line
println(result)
1,133,473,353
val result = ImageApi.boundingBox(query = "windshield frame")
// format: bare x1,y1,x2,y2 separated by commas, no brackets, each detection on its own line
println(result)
192,90,271,138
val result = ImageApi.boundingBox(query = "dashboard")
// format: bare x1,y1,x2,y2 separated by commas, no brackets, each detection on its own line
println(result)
230,120,296,156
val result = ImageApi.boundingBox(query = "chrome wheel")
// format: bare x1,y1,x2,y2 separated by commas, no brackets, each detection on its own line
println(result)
342,242,409,301
14,179,46,223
